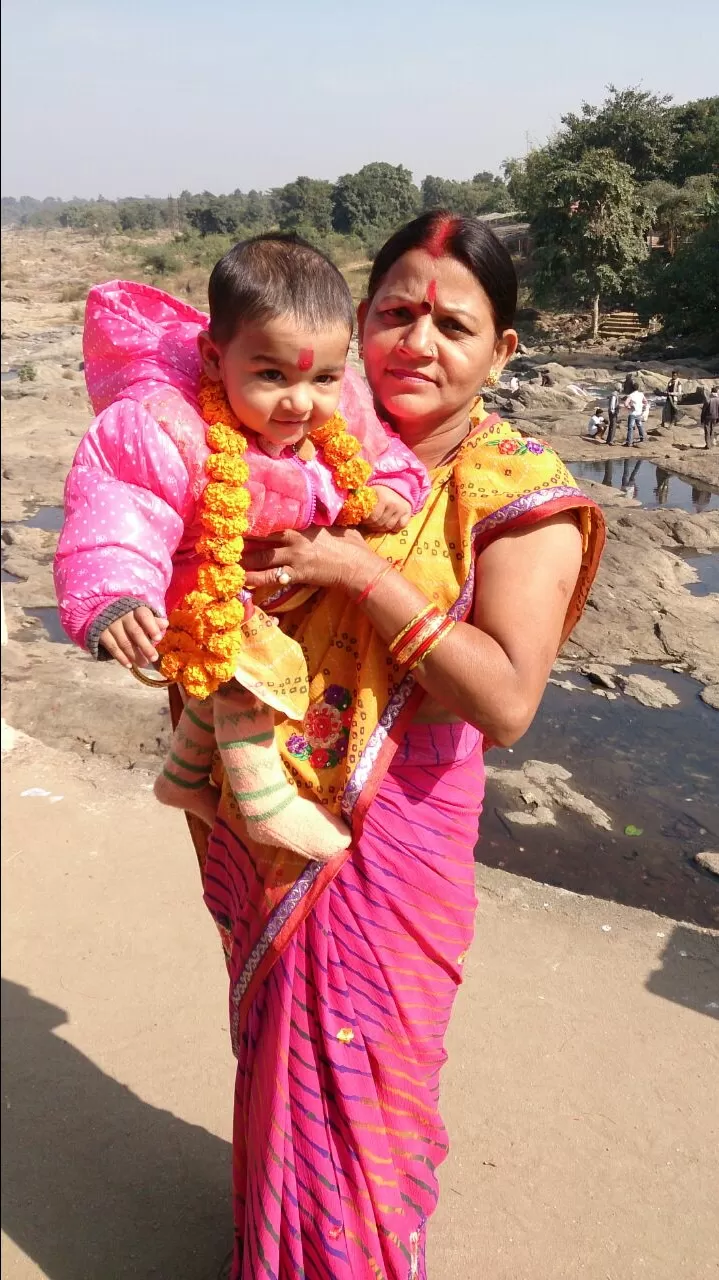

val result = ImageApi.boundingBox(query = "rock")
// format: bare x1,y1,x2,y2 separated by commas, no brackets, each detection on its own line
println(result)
487,760,613,831
523,760,572,785
694,851,719,877
700,685,719,710
581,664,617,690
616,673,681,709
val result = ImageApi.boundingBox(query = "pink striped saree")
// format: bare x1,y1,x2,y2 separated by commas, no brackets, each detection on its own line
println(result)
205,720,484,1279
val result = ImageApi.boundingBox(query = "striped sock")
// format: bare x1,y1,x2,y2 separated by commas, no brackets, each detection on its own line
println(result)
214,685,351,862
154,696,219,827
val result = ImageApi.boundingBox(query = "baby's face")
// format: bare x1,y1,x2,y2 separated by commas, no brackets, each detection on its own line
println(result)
199,316,350,452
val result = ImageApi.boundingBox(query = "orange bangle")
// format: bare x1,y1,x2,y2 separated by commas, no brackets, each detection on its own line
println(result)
388,604,437,660
394,613,445,666
405,617,455,671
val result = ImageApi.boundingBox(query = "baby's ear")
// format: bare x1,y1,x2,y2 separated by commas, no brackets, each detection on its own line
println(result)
197,330,222,381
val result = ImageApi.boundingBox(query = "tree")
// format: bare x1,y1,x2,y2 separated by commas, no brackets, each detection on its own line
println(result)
643,174,716,255
528,148,651,338
667,97,719,184
274,176,333,233
331,162,419,238
421,174,512,216
556,86,677,183
637,211,719,349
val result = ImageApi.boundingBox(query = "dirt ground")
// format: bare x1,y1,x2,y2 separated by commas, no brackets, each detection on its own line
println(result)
2,728,718,1280
2,230,718,1278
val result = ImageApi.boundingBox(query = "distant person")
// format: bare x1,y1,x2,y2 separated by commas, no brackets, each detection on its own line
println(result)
661,371,683,426
606,384,621,444
692,486,712,510
704,386,719,449
587,407,606,438
541,369,553,387
623,371,640,395
623,388,648,446
509,374,520,393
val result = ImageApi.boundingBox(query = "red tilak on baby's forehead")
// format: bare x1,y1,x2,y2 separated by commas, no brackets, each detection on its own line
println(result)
296,348,314,371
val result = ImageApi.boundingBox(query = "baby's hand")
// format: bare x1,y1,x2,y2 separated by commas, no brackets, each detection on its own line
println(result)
364,485,413,533
99,606,167,668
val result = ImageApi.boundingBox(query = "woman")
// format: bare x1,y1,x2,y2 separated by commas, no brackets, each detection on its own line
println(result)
189,212,605,1279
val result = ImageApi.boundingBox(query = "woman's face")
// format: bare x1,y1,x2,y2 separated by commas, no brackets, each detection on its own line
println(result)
359,249,517,435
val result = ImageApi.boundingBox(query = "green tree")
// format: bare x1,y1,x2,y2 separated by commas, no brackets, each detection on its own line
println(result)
528,148,651,338
556,86,677,183
667,97,719,184
637,211,719,348
274,176,333,233
421,174,512,216
331,162,419,239
643,174,716,254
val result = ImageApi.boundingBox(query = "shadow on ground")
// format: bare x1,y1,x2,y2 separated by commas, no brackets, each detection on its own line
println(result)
1,979,232,1280
645,924,719,1019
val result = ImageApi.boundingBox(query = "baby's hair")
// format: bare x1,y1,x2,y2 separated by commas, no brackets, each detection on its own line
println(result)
208,233,355,345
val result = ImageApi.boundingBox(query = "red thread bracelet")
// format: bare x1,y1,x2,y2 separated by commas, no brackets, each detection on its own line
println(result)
355,561,394,606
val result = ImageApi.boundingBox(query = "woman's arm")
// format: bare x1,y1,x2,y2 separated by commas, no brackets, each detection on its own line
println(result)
242,513,583,746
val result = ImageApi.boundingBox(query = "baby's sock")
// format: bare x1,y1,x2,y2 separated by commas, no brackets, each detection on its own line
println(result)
214,684,351,862
154,697,220,828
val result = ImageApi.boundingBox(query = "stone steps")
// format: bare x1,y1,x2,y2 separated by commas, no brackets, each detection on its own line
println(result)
600,311,647,339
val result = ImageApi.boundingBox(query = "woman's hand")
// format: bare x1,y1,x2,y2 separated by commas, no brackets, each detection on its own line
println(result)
242,526,378,595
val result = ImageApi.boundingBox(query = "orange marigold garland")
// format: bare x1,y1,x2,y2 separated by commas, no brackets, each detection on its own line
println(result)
158,379,377,698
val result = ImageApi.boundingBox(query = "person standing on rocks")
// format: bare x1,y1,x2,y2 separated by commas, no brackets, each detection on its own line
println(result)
661,371,683,426
703,386,719,449
623,387,648,447
623,371,640,396
606,385,621,444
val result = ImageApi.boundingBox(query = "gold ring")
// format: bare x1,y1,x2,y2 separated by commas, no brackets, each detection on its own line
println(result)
129,664,176,689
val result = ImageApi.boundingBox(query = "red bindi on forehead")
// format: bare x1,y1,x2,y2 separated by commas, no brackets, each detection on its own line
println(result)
425,278,437,305
296,348,314,371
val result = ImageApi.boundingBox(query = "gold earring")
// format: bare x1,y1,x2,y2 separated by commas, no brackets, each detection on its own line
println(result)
485,368,500,387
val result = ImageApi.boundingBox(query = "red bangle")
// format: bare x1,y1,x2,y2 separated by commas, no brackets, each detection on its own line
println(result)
355,561,394,606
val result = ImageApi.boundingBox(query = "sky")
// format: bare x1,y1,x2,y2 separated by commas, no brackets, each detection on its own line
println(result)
2,0,717,200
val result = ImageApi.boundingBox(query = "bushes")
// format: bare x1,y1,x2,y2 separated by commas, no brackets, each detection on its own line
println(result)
18,362,37,382
141,247,182,276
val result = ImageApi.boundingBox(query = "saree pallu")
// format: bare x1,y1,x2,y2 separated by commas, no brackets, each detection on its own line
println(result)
204,719,485,1280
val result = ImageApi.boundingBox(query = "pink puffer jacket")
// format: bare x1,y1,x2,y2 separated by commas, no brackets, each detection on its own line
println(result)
54,281,429,655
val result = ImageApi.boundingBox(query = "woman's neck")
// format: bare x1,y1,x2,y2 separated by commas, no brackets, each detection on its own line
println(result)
392,403,476,471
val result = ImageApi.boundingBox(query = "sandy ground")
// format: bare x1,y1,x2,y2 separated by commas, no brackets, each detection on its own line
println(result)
2,230,719,1278
2,728,718,1280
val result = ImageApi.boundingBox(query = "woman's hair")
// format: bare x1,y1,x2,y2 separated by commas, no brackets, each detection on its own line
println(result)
208,233,354,345
367,211,518,333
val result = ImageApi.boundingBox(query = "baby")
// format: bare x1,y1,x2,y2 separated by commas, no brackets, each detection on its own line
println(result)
55,234,430,861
